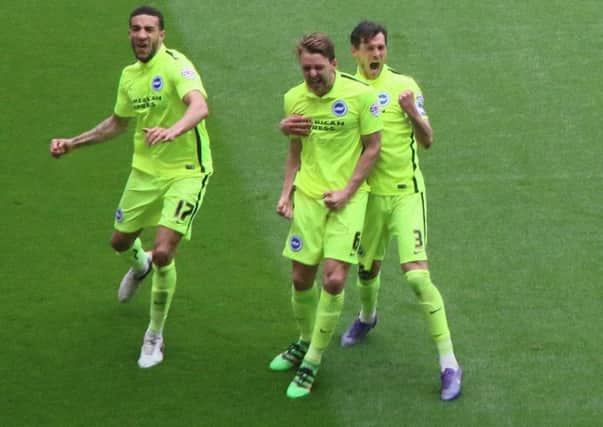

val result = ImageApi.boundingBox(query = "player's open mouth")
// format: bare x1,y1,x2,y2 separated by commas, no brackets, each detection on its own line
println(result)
369,62,380,70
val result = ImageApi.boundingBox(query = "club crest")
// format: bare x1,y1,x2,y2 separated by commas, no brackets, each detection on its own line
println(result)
151,76,164,91
290,235,303,252
332,100,348,117
378,92,390,106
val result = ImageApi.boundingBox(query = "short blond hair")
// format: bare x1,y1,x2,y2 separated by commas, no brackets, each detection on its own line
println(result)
296,32,335,61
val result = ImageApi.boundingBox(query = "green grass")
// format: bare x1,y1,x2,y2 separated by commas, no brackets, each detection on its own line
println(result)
3,1,602,426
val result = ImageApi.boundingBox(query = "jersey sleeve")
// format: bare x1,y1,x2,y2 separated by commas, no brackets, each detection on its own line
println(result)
283,90,295,116
113,70,135,118
169,57,208,100
358,90,383,136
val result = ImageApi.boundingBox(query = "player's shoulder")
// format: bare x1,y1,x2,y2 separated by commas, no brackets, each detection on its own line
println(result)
162,47,190,62
119,62,140,82
161,47,204,83
284,81,307,99
338,72,370,90
337,72,376,101
121,59,140,73
340,71,368,85
159,47,196,72
383,66,417,85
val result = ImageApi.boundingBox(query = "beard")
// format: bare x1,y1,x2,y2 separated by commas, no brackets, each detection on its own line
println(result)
131,41,158,63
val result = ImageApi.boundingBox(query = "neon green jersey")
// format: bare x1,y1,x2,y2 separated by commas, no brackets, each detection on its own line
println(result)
284,71,382,199
355,66,427,195
114,44,212,178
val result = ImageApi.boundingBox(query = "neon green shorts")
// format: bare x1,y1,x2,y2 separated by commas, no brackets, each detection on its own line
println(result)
358,192,428,271
114,168,210,240
282,188,368,265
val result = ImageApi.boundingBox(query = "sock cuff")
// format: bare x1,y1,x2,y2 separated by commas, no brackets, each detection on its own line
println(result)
358,274,380,288
154,260,176,273
319,288,344,304
404,269,430,281
115,237,143,256
435,335,454,354
292,281,316,294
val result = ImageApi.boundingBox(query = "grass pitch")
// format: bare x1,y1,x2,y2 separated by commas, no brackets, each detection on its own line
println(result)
2,1,602,426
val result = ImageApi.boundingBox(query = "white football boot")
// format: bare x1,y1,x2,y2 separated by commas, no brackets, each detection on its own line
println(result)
137,330,164,368
118,251,153,302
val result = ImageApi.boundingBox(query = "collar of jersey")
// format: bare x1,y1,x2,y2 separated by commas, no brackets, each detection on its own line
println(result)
304,70,343,99
138,43,166,68
354,64,389,86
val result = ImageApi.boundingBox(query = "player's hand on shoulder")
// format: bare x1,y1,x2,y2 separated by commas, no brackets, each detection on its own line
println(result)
50,138,73,158
280,114,312,136
398,90,416,114
276,196,293,219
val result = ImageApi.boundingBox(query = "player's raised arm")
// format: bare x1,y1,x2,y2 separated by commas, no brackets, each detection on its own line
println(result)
399,90,433,149
50,114,130,158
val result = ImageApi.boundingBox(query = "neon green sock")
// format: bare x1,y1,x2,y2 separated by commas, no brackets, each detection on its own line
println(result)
291,282,319,342
404,269,451,344
405,269,458,369
148,260,177,334
117,237,148,273
305,289,344,365
435,336,454,353
358,274,380,322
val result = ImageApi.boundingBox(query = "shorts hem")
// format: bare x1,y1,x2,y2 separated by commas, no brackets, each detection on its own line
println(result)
399,256,429,265
282,252,320,267
113,223,144,234
323,254,357,265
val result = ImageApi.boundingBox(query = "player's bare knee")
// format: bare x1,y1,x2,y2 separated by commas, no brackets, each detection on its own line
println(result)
323,282,344,295
152,248,173,267
111,234,130,252
323,271,346,293
292,273,314,291
291,262,317,290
